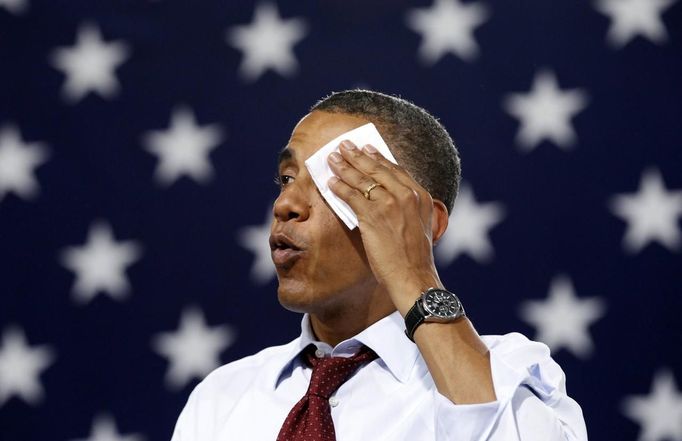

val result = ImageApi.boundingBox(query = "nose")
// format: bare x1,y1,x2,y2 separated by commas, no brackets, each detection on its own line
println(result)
273,185,310,223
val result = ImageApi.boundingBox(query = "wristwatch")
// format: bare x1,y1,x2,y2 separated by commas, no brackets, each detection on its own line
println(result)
404,288,466,341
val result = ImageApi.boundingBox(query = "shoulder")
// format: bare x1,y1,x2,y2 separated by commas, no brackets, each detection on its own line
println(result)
172,339,301,440
191,338,300,401
205,338,299,384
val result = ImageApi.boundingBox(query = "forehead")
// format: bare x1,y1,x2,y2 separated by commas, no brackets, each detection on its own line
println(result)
282,111,370,163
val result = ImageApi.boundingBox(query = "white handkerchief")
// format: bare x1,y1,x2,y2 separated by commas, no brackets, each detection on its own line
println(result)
305,123,398,230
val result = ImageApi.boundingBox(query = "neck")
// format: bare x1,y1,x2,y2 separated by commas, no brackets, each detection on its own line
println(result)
308,284,396,346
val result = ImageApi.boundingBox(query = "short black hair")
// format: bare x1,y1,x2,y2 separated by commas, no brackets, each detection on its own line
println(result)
311,89,461,213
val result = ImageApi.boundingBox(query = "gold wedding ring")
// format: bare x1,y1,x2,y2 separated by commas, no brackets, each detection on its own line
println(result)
363,182,383,200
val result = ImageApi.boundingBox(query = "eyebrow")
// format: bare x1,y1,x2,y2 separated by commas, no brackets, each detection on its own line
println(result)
277,147,293,166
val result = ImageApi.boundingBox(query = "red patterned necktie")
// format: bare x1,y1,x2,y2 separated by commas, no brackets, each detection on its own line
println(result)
276,344,378,441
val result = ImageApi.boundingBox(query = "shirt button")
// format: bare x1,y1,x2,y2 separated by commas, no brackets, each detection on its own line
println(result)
329,396,339,407
314,349,325,358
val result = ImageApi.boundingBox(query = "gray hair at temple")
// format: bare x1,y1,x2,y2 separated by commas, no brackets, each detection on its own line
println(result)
311,89,461,214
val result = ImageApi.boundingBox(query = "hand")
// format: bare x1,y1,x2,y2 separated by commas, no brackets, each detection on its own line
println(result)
327,140,446,314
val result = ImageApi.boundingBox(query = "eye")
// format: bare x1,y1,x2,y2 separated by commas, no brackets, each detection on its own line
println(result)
274,174,295,187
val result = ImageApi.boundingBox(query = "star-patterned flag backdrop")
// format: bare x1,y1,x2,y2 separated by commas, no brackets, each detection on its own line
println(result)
1,0,681,440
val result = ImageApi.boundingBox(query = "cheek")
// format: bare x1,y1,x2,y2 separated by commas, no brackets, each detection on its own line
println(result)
312,210,369,276
303,194,373,286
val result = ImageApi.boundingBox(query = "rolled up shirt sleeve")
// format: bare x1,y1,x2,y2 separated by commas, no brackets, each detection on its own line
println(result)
434,332,588,441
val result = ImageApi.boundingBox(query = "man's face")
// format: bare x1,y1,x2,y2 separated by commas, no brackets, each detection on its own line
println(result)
270,111,377,314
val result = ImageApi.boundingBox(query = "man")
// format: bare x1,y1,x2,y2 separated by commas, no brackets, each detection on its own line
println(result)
171,90,588,440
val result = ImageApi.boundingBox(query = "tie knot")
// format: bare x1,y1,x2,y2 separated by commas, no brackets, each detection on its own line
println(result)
303,345,377,399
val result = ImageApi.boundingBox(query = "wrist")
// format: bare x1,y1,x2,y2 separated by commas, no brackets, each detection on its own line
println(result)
386,272,444,316
404,287,466,342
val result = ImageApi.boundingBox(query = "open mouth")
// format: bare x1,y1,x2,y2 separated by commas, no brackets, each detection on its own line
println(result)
269,233,304,267
269,232,302,251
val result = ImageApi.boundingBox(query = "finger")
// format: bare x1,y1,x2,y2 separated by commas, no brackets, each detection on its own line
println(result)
337,141,407,194
336,141,434,224
328,151,390,200
327,175,372,214
361,144,428,194
340,142,433,213
358,144,435,222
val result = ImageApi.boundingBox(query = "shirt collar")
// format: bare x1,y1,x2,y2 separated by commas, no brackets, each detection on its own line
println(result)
273,311,420,388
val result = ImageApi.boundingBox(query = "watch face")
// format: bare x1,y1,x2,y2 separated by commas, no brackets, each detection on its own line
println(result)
423,290,460,318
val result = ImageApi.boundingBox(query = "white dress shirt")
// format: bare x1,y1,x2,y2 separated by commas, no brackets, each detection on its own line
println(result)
171,311,588,440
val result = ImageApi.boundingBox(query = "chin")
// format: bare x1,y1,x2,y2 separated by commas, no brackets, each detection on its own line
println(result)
276,278,315,313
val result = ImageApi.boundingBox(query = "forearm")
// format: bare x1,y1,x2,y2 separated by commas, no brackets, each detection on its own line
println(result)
409,307,586,440
390,276,496,405
414,317,496,404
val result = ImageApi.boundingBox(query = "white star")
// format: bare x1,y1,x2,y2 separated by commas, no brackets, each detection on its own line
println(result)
71,414,144,441
623,369,682,441
610,168,682,253
50,22,129,103
227,2,308,82
519,276,606,358
503,70,589,151
435,184,504,265
0,125,49,203
595,0,677,48
237,208,276,285
0,0,28,14
0,326,55,407
142,107,224,186
152,307,235,389
405,0,489,64
59,221,142,304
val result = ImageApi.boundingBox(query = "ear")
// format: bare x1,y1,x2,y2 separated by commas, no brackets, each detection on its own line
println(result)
431,200,449,244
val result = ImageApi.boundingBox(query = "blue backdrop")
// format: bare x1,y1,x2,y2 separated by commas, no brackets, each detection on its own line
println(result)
1,1,681,440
